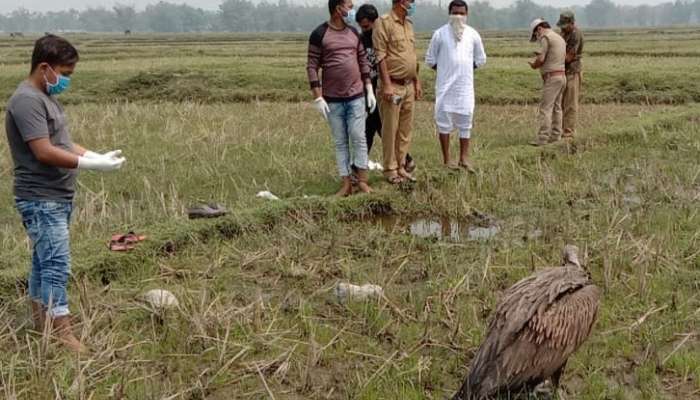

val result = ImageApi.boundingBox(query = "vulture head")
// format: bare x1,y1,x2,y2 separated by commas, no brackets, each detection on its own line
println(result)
562,244,584,270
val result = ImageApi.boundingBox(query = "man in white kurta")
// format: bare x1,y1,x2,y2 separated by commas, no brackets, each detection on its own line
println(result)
425,0,486,172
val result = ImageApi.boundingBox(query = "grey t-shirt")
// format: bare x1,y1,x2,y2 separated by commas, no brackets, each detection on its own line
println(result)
5,81,77,202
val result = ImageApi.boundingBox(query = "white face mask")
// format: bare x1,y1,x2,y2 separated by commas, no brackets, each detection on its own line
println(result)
449,15,467,42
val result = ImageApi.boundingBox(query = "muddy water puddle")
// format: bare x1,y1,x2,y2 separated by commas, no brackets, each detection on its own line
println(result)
375,214,501,242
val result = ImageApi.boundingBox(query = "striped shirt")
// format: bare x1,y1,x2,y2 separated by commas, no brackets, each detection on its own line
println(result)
307,23,371,102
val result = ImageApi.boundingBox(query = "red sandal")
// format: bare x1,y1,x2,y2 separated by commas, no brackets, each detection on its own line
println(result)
108,231,147,252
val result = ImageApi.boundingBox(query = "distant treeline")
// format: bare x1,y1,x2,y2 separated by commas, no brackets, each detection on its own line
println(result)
1,0,700,33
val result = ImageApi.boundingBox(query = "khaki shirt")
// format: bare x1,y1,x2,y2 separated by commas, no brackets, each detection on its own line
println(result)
538,30,566,74
560,27,584,74
372,10,417,81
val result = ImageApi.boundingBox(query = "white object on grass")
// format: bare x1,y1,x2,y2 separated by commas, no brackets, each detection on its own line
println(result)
368,160,384,171
256,191,280,201
142,289,180,309
335,282,384,302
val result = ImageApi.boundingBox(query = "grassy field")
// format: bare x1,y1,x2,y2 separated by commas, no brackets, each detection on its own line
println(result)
0,28,699,399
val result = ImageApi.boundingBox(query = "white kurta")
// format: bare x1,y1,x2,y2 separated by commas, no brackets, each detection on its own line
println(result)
425,24,486,116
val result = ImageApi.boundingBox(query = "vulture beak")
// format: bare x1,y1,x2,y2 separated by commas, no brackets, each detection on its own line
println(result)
562,245,581,268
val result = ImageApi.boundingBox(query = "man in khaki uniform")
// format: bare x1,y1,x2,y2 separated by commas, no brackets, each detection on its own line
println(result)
528,18,567,146
373,0,421,183
558,11,584,138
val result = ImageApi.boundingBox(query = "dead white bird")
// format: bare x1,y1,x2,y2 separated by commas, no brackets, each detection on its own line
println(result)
141,289,180,309
256,191,280,201
453,245,601,399
335,283,384,302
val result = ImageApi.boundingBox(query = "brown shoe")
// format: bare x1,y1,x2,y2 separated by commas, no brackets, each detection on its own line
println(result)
30,300,45,332
51,315,88,353
336,176,353,197
356,169,372,194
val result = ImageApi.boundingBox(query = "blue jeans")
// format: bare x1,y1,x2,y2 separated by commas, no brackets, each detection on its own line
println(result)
15,199,73,317
327,97,368,177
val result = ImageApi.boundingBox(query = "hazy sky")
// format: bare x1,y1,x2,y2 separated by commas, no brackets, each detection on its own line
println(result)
0,0,673,13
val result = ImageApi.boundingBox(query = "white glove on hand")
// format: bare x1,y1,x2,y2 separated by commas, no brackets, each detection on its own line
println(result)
83,150,102,159
365,84,377,113
78,155,126,171
313,97,330,121
102,149,123,159
84,149,123,159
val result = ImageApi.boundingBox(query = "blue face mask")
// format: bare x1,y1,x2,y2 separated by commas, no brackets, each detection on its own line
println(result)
406,2,416,17
343,8,356,26
45,66,71,96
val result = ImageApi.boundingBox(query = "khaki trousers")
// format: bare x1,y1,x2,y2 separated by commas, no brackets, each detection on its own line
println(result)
537,74,567,142
379,83,415,173
562,72,581,135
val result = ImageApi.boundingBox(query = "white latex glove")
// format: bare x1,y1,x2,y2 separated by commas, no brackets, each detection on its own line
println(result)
84,149,123,159
102,149,123,159
83,150,101,159
77,155,126,171
313,97,330,121
365,84,377,113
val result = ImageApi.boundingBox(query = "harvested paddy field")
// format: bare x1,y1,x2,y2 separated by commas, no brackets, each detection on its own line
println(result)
0,29,698,399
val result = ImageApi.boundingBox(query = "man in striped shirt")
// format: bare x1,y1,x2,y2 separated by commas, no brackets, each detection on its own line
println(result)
307,0,377,196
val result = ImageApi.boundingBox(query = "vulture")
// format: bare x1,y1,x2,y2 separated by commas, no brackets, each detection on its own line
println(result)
453,245,601,400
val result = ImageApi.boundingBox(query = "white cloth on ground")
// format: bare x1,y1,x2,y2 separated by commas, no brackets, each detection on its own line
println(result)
436,111,473,138
425,23,486,117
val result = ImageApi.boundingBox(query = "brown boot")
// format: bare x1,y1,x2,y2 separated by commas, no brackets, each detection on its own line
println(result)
51,315,88,353
336,176,353,197
30,300,45,332
356,169,372,194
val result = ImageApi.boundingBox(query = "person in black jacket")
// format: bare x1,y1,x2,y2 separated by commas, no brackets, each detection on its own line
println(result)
355,4,415,173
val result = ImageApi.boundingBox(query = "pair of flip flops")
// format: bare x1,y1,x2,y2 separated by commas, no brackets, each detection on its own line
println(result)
108,232,147,252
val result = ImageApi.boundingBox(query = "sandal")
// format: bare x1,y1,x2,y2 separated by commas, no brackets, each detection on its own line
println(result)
397,169,416,183
110,231,147,243
386,174,404,185
458,161,476,174
108,231,146,252
187,203,228,219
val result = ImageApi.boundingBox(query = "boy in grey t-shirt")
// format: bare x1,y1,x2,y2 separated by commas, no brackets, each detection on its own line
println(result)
5,35,126,352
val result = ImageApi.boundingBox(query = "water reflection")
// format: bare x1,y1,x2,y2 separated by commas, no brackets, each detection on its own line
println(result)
377,215,500,242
